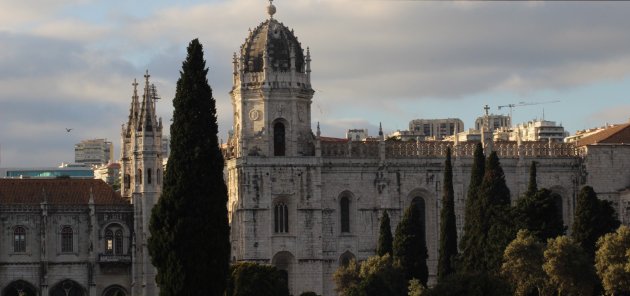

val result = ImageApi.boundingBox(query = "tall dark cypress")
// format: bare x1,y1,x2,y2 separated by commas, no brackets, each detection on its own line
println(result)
458,143,485,273
393,204,429,285
377,210,393,256
572,186,620,258
438,147,457,281
526,161,538,198
478,151,513,273
148,39,230,296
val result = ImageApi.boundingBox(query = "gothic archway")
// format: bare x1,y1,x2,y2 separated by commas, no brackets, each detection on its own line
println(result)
274,121,286,156
411,196,427,240
339,250,355,267
272,251,295,293
49,279,86,296
2,280,37,296
102,285,127,296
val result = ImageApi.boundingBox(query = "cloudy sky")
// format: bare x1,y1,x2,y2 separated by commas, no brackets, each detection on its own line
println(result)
1,0,630,167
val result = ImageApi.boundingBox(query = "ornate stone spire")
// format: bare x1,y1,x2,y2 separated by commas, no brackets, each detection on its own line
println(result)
138,70,157,132
126,78,140,134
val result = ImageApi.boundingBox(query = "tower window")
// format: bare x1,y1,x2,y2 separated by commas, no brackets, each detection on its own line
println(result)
274,202,289,233
340,196,350,233
115,230,123,255
61,226,73,253
14,226,26,253
124,174,130,189
274,122,286,156
148,168,152,184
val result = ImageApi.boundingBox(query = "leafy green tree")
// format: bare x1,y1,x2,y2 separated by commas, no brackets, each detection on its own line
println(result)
514,188,565,242
394,203,429,285
501,230,550,296
424,272,512,296
377,210,393,256
225,262,289,296
148,39,230,296
334,255,405,296
572,186,621,258
543,236,596,296
478,151,515,273
333,259,360,295
357,254,406,296
438,147,457,281
596,225,630,295
458,142,485,273
408,278,426,296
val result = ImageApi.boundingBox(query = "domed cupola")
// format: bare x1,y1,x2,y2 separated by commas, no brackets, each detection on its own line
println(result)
232,0,312,89
241,19,305,73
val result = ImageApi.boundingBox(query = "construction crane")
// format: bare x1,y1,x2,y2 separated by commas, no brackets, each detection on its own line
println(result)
498,100,560,125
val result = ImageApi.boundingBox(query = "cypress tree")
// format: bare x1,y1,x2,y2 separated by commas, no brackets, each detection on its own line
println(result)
438,147,457,281
148,39,230,296
478,151,514,273
526,161,537,198
393,203,429,285
377,210,393,256
458,143,485,273
572,186,621,258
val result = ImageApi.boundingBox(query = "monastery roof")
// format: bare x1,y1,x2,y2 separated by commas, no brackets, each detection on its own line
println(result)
576,123,630,146
320,137,349,143
0,179,128,205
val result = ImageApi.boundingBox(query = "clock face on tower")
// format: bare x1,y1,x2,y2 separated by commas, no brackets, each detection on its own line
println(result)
249,109,260,121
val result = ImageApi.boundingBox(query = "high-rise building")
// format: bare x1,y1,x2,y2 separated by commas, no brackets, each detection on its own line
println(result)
74,138,114,166
409,118,464,140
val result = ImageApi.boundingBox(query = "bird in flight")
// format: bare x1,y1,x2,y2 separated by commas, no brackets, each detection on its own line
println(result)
65,128,73,132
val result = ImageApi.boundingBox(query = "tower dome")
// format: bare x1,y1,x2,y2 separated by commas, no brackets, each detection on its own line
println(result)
240,19,305,73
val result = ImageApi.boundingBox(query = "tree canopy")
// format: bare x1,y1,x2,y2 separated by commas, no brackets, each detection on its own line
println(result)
394,203,429,285
377,210,393,257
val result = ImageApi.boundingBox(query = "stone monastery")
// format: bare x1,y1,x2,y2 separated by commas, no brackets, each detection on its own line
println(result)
1,1,630,296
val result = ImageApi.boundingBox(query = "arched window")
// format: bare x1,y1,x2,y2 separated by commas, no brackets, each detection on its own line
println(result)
157,169,161,185
339,251,355,267
552,193,564,225
274,202,289,233
137,169,142,184
105,230,114,255
147,168,152,184
13,226,26,253
115,230,123,255
274,122,286,156
412,197,426,240
61,226,73,253
124,174,130,189
340,196,350,233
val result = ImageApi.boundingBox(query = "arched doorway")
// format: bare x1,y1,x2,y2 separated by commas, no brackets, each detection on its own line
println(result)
102,285,127,296
2,280,37,296
274,121,286,156
49,280,86,296
339,251,356,267
272,251,295,293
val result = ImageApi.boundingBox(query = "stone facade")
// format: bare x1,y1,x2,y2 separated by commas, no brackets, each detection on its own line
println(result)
225,4,630,296
0,179,133,296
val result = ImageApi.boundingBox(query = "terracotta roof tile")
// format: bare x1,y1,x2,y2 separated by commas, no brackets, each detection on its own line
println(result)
320,137,349,142
577,123,630,147
0,179,128,205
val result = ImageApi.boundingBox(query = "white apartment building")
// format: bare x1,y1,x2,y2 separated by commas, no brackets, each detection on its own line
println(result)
74,138,114,166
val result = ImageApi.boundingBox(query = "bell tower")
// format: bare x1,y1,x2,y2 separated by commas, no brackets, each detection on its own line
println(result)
228,1,315,157
120,71,163,296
